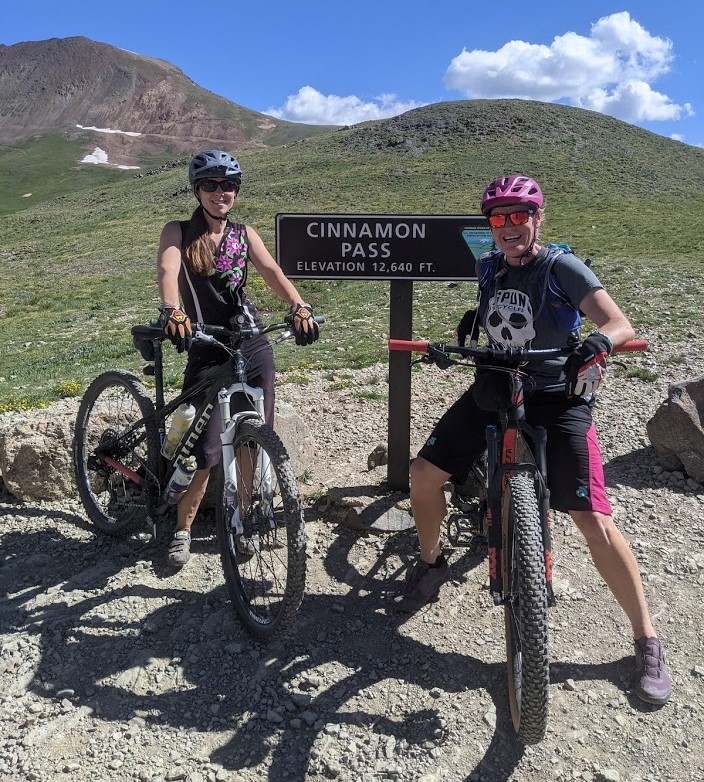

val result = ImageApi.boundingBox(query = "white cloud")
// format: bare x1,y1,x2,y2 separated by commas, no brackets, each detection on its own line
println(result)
583,81,692,121
266,85,425,125
443,11,693,123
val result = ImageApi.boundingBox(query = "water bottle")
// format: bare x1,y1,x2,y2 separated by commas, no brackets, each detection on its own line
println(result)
164,455,197,504
161,403,196,459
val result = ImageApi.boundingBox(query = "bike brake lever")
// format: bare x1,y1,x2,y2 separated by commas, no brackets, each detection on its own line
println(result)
192,332,220,345
272,329,294,344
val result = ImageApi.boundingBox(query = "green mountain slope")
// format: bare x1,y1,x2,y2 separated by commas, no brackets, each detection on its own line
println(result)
1,99,702,410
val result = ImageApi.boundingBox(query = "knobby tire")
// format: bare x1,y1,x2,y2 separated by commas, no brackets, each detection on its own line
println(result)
73,370,159,536
502,471,549,744
215,419,306,641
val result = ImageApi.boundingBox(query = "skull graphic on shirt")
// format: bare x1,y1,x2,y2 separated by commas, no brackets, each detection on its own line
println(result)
485,289,536,346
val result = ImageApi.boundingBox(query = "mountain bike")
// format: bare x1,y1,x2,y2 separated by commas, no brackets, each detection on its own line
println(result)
73,315,323,641
389,334,646,744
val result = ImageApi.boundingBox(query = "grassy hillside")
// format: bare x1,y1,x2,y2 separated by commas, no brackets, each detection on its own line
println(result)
0,136,147,217
0,128,329,218
1,99,703,411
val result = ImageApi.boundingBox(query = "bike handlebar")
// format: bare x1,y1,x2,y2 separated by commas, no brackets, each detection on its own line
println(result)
133,315,325,346
388,338,648,361
195,314,326,341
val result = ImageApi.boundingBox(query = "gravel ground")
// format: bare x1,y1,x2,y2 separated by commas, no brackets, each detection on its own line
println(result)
1,339,704,782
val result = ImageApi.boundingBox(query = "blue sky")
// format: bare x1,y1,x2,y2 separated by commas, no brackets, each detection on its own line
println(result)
2,0,702,147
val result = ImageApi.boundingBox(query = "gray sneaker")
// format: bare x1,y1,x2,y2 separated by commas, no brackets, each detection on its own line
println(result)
394,553,451,613
634,636,672,705
168,529,191,567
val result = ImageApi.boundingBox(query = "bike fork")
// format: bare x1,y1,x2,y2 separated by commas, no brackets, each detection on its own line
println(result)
218,383,272,535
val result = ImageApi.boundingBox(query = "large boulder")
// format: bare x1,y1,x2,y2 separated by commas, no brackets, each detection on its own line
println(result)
0,399,313,503
0,413,76,501
646,376,704,483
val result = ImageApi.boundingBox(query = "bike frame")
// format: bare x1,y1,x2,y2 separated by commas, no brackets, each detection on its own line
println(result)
389,334,647,743
105,325,272,537
483,368,554,606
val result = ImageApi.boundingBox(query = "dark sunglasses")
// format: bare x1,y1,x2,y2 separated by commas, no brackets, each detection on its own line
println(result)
488,210,533,229
197,179,239,193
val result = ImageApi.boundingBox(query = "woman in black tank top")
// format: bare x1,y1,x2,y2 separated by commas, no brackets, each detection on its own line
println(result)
155,149,320,567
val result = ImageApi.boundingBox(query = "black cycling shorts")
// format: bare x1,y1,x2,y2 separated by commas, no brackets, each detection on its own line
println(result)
417,387,612,514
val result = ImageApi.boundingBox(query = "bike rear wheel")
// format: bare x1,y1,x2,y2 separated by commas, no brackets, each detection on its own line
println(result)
502,471,549,744
215,418,306,641
73,370,160,536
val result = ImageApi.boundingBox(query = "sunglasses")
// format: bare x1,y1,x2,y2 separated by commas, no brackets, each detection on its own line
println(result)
488,210,533,229
197,179,239,193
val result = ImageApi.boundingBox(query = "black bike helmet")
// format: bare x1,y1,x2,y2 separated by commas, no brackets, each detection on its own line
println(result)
188,150,242,187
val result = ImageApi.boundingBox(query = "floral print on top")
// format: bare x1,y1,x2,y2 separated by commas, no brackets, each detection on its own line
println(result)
211,223,248,295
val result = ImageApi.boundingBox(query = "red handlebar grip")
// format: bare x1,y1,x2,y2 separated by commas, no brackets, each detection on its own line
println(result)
388,339,429,353
614,339,648,353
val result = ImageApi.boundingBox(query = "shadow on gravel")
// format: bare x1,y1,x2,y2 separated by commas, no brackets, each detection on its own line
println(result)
550,657,664,716
550,657,630,688
2,516,522,780
605,445,697,495
0,501,92,530
2,507,647,782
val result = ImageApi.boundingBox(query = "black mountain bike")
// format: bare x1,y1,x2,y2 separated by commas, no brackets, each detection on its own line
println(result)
389,335,645,743
73,315,322,641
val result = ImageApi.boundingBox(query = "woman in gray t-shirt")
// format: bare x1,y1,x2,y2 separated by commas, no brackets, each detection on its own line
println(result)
400,174,671,708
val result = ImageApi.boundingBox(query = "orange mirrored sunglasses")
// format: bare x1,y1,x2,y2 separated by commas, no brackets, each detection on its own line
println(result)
488,210,533,229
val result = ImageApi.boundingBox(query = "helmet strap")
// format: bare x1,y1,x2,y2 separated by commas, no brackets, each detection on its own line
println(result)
201,205,228,223
518,217,541,265
195,197,229,223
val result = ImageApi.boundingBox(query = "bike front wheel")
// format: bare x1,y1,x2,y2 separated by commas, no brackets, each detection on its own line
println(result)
73,370,160,536
502,471,549,744
215,418,306,641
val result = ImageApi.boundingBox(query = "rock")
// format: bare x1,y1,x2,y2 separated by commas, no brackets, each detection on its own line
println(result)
343,504,415,532
367,443,388,470
0,410,76,501
647,376,704,482
0,397,313,502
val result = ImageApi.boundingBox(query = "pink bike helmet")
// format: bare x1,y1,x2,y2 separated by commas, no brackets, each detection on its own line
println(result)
480,174,543,215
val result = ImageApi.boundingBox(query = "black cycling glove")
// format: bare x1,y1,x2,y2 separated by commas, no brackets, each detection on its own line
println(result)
290,303,320,346
563,331,613,397
455,309,479,346
158,307,192,353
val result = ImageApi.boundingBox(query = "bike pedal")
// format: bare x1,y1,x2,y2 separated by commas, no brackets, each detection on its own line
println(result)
129,530,154,544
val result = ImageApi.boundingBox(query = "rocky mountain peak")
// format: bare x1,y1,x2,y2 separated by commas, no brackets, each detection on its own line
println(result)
0,36,326,165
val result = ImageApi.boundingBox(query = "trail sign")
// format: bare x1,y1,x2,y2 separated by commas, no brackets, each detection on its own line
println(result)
275,212,495,492
276,213,493,281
